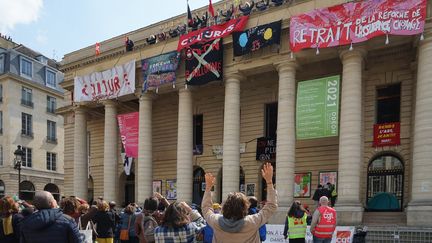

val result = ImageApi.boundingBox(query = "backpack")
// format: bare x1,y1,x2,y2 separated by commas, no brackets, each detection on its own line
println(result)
142,215,158,243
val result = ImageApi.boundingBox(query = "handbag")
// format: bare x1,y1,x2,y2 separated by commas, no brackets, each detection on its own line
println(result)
78,217,93,243
119,215,132,241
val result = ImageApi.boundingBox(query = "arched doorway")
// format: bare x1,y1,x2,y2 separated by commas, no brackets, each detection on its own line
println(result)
124,173,135,206
19,181,35,201
366,154,404,211
44,183,60,201
192,167,205,206
0,180,5,198
261,162,276,201
218,167,245,203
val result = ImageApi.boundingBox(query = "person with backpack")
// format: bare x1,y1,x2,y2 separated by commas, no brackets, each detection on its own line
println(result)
119,204,138,243
135,194,168,243
92,201,116,243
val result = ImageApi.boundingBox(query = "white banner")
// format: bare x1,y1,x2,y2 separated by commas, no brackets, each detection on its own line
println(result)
264,225,355,243
74,59,136,102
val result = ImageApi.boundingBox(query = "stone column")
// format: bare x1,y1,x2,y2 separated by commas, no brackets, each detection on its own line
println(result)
103,100,118,202
336,49,366,225
275,59,297,208
176,88,193,203
222,71,243,199
137,93,153,203
407,34,432,227
73,107,88,199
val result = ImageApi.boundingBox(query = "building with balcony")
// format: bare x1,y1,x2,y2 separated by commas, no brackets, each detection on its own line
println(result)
58,0,432,227
0,36,65,201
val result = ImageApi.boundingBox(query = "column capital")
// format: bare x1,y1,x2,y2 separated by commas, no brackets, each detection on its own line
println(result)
72,105,87,114
139,92,156,102
339,48,367,62
224,70,246,82
100,99,117,108
274,58,298,73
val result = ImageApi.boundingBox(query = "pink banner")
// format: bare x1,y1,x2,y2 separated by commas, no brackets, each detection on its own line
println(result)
290,0,426,52
177,16,249,51
117,112,139,158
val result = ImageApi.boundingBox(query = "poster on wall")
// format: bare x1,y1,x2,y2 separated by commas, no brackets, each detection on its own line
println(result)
296,75,340,140
153,180,162,194
166,179,177,200
256,137,276,161
319,171,338,189
74,59,136,102
246,184,255,196
294,173,311,198
373,122,401,147
290,0,427,52
233,20,282,56
185,38,223,86
141,51,180,92
117,112,139,158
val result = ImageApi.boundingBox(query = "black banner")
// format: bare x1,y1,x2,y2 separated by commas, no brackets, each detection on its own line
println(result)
185,38,223,86
256,137,276,161
233,20,282,56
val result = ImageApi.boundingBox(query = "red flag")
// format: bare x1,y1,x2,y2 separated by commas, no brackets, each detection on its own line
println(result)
95,42,100,56
187,1,193,26
208,0,215,17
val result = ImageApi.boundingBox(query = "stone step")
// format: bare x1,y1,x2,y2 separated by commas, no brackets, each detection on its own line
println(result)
362,212,407,226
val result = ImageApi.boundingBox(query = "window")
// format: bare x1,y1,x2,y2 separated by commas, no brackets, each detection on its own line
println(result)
46,69,56,88
47,120,57,142
265,103,278,138
0,54,4,73
21,87,33,107
0,111,2,134
47,96,56,113
376,84,401,124
20,57,32,78
21,113,33,137
0,146,3,166
46,152,57,171
21,147,32,167
19,181,35,201
0,84,3,102
193,114,203,155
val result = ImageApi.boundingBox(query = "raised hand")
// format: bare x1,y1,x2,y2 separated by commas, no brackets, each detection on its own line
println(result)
205,173,216,191
261,163,274,184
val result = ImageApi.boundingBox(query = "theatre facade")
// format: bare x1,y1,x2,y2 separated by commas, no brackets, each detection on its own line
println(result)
58,0,432,226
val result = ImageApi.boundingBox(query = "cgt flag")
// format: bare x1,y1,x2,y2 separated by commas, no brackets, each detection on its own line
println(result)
233,20,282,56
185,38,223,86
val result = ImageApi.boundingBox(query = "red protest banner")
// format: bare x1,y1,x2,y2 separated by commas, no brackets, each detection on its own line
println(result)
290,0,426,53
117,112,139,158
177,16,249,51
336,230,352,243
373,122,401,147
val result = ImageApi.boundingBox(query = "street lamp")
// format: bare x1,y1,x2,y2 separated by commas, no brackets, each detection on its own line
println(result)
14,145,24,197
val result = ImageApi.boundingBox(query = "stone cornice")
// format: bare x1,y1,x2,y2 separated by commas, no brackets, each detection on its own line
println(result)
0,72,64,97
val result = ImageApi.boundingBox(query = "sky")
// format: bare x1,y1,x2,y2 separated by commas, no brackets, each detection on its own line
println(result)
0,0,223,61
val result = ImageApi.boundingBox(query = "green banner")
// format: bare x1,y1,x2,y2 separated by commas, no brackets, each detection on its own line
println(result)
296,75,340,139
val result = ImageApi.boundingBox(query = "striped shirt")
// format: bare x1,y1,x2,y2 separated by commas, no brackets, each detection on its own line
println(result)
154,212,206,243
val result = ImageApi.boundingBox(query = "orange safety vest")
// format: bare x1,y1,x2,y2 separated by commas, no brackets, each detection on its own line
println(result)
312,206,336,239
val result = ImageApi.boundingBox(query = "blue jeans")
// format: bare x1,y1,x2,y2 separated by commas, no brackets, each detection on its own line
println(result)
313,236,332,243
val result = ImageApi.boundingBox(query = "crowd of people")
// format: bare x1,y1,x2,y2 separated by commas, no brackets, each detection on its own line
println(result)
0,163,338,243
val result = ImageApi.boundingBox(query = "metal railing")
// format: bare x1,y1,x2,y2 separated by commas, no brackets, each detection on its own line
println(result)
365,226,432,243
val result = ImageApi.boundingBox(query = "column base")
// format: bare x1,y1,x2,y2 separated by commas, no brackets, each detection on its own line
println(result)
334,203,363,225
407,201,432,227
268,207,289,224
